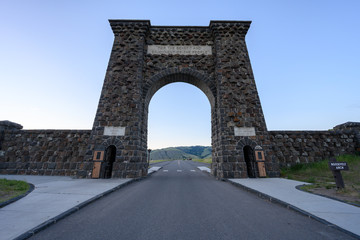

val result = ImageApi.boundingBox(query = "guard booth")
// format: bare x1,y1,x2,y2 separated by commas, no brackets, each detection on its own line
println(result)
254,146,266,177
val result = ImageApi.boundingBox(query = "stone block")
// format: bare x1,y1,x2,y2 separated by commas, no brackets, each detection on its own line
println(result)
48,162,56,169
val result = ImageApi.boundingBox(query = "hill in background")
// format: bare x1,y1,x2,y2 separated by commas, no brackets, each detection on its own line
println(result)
150,146,211,160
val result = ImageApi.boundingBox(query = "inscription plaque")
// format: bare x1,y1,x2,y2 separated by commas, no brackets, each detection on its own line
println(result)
234,127,256,137
147,45,212,55
104,126,125,136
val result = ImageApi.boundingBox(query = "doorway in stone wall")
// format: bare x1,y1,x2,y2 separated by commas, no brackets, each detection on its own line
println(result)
244,145,256,178
100,145,116,179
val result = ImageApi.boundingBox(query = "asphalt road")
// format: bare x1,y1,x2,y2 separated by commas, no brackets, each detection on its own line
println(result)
31,160,355,240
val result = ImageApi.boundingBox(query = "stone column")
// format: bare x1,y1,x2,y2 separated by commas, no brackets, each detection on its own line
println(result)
334,122,360,154
210,21,278,178
82,20,150,178
0,121,23,152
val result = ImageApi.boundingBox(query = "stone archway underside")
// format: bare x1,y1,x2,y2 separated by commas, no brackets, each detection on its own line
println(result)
81,20,280,179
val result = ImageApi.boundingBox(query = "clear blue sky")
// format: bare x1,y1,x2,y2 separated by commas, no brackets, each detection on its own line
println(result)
1,0,359,149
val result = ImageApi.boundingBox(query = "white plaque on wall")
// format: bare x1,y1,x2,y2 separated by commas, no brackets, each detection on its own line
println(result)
234,127,256,137
103,126,125,136
147,45,212,55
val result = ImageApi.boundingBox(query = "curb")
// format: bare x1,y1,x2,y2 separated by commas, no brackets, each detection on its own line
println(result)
147,166,163,175
226,179,360,240
13,175,152,240
0,183,35,209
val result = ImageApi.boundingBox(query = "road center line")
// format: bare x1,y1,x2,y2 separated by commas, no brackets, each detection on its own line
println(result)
177,170,182,172
163,170,168,172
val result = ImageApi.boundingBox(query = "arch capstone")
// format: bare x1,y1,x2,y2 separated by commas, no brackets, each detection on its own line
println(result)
81,19,280,179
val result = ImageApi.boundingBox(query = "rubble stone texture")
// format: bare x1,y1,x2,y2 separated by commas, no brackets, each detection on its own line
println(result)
82,20,278,179
269,130,358,168
0,127,90,176
0,21,359,178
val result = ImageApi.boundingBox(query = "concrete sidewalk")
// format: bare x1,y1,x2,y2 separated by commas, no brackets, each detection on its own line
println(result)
229,178,360,238
1,172,359,239
1,166,164,240
0,175,134,240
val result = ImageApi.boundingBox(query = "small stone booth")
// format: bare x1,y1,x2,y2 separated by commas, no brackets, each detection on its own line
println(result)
80,19,278,179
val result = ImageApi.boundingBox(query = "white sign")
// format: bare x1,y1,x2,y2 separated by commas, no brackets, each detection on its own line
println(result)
147,45,212,55
234,127,256,137
103,126,125,136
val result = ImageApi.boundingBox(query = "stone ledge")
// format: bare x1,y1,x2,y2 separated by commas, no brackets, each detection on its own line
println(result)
0,120,23,130
334,122,360,131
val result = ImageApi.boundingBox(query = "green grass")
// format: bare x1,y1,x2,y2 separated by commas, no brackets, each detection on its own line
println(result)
281,158,334,182
149,159,175,165
281,155,360,183
192,158,212,164
281,154,360,205
0,179,30,203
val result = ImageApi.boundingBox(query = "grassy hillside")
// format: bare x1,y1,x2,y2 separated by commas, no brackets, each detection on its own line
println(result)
177,146,212,158
150,146,211,160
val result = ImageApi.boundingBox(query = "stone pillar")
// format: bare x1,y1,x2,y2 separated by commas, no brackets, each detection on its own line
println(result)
210,21,279,178
82,20,150,178
0,121,23,152
334,122,360,154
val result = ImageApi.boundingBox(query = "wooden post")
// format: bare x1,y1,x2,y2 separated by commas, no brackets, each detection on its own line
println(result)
328,157,349,189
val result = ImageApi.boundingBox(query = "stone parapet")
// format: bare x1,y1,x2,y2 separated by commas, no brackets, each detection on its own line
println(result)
109,19,150,35
0,120,23,130
0,128,91,176
0,121,358,177
269,127,358,168
333,122,360,131
0,120,23,153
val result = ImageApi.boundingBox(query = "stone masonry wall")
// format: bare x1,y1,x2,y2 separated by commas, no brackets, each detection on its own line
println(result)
269,122,360,168
0,127,91,176
0,120,359,177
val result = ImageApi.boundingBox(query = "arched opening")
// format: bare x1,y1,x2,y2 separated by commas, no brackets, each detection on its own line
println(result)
100,145,116,179
147,82,211,151
142,70,218,175
244,145,256,178
144,70,216,109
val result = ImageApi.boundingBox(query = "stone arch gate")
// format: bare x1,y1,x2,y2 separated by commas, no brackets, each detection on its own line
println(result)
81,20,279,179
